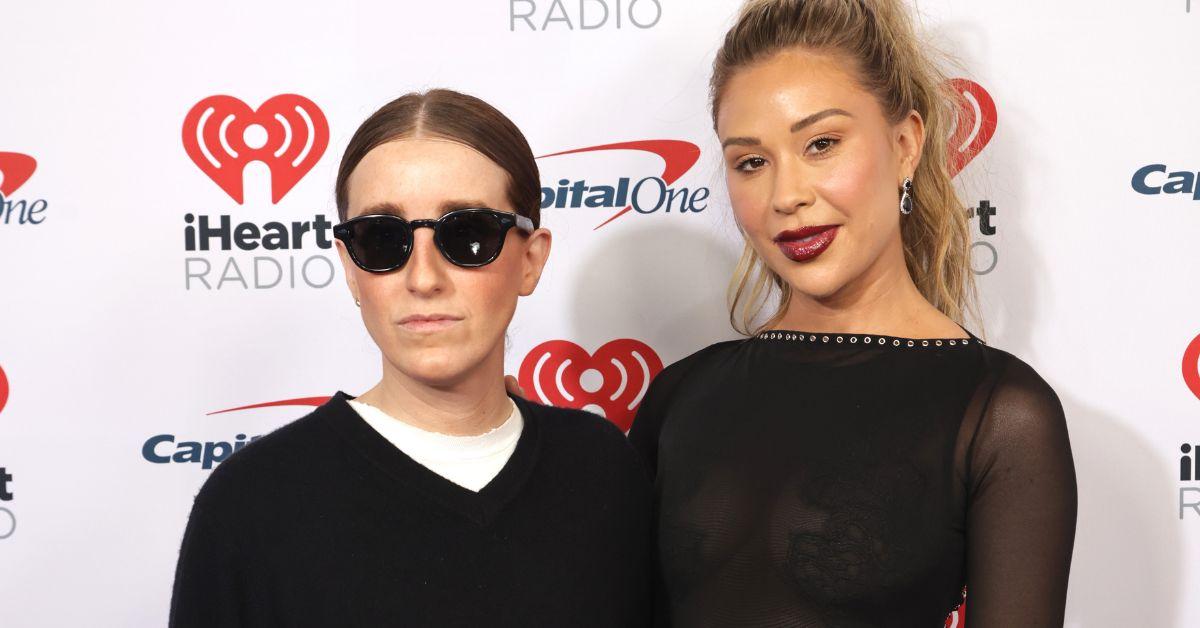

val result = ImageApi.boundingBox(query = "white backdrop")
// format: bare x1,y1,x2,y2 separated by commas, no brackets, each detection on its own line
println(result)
1,1,1198,626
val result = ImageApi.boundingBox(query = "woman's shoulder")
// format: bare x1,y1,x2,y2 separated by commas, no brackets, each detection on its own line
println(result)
964,344,1076,505
190,396,346,508
515,395,627,445
649,338,746,394
977,344,1062,400
971,343,1069,438
514,396,651,484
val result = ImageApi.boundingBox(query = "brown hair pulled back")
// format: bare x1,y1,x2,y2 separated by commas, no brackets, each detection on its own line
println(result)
335,89,540,227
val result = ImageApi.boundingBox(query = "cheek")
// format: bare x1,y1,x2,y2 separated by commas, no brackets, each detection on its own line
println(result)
453,260,522,326
727,175,771,234
355,272,401,330
816,153,888,220
355,267,398,302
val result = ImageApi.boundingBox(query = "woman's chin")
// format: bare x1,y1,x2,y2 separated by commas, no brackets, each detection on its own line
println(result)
391,353,485,389
774,269,848,303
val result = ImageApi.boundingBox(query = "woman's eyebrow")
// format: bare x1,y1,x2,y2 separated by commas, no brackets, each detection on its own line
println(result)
790,108,852,133
719,108,853,149
359,201,403,216
439,199,494,213
354,199,495,218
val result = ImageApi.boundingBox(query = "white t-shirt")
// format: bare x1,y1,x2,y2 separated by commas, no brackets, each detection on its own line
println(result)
346,398,523,492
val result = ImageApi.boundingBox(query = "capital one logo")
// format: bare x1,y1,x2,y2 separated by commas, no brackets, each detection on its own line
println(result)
0,152,36,198
536,140,709,230
0,152,48,226
518,339,663,431
1184,332,1200,402
182,94,329,204
143,394,330,470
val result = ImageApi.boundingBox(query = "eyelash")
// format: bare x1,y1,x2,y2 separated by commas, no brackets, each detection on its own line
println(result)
734,156,767,172
732,136,840,172
808,136,838,155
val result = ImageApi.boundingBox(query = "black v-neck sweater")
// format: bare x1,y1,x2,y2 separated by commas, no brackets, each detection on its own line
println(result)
169,391,653,627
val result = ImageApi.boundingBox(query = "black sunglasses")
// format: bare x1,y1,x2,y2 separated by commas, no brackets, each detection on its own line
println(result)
333,208,536,273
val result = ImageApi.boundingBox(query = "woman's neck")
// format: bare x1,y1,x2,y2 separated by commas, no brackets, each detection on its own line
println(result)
356,348,513,437
773,243,966,339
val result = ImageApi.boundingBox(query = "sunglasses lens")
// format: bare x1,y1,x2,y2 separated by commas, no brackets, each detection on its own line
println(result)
348,217,412,271
438,211,507,266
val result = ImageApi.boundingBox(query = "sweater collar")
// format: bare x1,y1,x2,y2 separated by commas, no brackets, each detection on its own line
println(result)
317,390,543,527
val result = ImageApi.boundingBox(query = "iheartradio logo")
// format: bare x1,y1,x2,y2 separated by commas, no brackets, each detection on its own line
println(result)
1184,332,1200,402
182,94,329,204
944,603,966,628
0,363,9,415
518,339,663,431
946,78,997,177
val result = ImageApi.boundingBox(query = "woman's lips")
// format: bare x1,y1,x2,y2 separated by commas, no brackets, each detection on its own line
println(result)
773,225,839,262
397,314,463,332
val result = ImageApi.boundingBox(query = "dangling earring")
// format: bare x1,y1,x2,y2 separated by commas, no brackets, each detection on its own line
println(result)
899,177,914,215
354,299,361,308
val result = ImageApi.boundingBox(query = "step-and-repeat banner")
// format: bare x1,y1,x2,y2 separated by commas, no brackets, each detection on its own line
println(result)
1,1,1198,626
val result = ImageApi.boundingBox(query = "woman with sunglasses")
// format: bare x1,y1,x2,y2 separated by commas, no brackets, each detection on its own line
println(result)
625,0,1078,626
169,90,652,627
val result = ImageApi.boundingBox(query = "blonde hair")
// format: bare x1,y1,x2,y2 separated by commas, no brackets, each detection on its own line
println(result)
713,0,978,335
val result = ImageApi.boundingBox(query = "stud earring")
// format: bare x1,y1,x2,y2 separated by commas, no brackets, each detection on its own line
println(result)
899,177,913,215
355,299,361,307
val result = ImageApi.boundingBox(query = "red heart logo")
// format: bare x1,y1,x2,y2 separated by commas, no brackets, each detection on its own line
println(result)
944,603,966,628
0,152,37,197
182,94,329,204
0,363,9,415
1183,333,1200,402
945,78,997,178
518,339,664,431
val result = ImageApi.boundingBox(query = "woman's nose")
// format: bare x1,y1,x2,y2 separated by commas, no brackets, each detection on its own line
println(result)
404,228,449,296
770,155,814,215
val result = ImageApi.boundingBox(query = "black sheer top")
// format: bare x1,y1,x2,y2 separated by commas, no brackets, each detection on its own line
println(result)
628,329,1077,627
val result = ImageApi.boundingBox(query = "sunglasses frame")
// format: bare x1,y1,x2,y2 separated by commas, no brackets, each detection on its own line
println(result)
333,207,536,273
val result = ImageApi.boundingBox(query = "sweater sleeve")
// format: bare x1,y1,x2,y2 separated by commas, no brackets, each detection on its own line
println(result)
962,355,1078,627
168,490,247,627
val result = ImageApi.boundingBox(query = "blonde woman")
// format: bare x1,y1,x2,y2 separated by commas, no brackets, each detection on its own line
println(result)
627,1,1077,625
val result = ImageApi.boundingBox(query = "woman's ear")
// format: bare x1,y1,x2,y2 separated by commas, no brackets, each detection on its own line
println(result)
518,228,552,297
896,109,926,175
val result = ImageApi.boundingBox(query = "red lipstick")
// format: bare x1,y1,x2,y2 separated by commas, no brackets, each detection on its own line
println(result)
773,225,839,262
